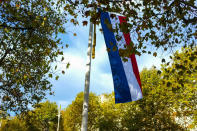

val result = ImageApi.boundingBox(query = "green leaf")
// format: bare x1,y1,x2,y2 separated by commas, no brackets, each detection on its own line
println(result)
66,63,70,69
61,57,64,61
4,28,9,33
157,70,161,74
45,8,48,11
24,75,27,79
166,81,172,87
48,74,52,78
55,76,59,80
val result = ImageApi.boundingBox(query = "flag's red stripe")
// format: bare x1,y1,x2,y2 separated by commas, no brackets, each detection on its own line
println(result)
118,16,142,92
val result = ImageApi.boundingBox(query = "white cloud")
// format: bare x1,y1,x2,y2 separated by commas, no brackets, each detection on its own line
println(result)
61,51,86,73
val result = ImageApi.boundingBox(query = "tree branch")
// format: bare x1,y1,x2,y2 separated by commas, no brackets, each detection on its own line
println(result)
108,0,131,2
182,17,197,24
180,0,197,10
0,24,34,30
177,3,197,25
0,48,11,66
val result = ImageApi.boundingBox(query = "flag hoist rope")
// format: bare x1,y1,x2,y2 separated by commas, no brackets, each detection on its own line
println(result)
81,0,95,130
92,23,96,59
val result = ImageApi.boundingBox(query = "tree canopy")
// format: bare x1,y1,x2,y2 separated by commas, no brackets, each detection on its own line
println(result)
64,0,196,55
62,92,101,131
0,0,67,113
160,46,197,128
0,101,59,131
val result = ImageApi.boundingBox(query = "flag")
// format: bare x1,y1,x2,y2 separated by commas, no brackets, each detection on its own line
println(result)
100,10,143,103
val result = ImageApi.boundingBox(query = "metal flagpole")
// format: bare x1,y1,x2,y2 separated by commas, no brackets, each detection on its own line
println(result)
57,104,61,131
81,0,95,130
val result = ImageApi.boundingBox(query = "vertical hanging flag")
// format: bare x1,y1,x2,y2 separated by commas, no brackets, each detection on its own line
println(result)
100,10,143,103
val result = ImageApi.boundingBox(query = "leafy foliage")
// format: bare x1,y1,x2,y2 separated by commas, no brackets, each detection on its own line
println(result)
63,0,196,56
96,94,124,130
160,46,197,128
0,101,59,131
0,116,28,131
24,101,58,131
0,0,66,113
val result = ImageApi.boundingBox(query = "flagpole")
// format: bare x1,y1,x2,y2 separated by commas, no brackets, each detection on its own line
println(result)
81,0,95,130
57,104,61,131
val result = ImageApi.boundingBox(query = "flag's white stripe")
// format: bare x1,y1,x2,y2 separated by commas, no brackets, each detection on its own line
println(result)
110,15,142,101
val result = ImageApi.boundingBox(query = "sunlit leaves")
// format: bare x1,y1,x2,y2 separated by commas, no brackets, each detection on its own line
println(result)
0,0,66,113
62,92,101,130
24,101,58,130
160,46,197,127
16,3,20,9
44,7,48,12
0,116,28,131
153,52,157,57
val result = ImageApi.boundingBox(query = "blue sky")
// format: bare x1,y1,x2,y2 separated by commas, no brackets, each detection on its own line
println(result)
47,22,172,109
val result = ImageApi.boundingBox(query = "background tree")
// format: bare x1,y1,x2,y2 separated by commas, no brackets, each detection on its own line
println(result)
0,101,59,131
0,0,67,113
62,92,101,131
160,46,197,128
0,116,27,131
24,101,58,131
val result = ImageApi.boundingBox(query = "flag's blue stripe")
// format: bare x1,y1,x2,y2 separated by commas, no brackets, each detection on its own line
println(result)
100,11,132,103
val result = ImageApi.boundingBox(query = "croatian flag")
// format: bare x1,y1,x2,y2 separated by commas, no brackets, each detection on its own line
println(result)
100,10,143,103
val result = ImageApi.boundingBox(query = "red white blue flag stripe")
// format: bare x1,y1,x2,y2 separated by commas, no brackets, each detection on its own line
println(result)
100,10,143,103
